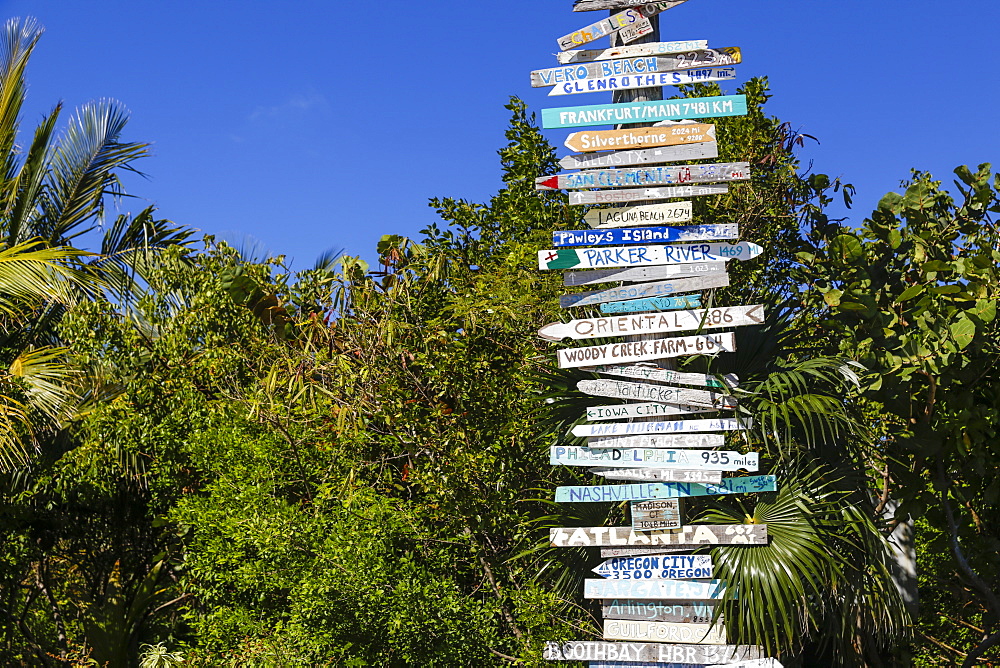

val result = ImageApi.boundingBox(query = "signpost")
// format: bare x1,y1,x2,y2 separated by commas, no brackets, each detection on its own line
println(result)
563,124,715,153
571,0,691,11
632,498,683,530
588,433,725,449
539,243,762,270
540,305,766,341
550,446,759,471
549,524,768,547
598,295,705,313
586,364,738,389
537,163,749,190
556,3,691,50
572,417,750,437
560,273,730,308
601,295,717,314
556,40,708,64
585,578,727,600
553,223,738,247
588,433,736,450
533,52,741,88
593,468,724,483
543,641,762,664
587,401,718,421
594,554,713,578
604,619,726,644
564,263,725,285
549,66,737,96
575,379,736,408
602,599,716,623
571,184,728,205
542,95,748,129
555,476,778,502
556,332,736,368
563,143,718,170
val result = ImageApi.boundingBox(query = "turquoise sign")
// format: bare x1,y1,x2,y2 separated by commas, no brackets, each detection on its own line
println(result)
554,475,777,503
542,94,747,129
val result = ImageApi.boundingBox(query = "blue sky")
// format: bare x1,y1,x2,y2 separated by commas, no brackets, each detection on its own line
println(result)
3,0,998,268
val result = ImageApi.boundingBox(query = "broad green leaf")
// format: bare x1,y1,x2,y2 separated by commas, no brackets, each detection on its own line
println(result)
950,316,976,350
829,234,865,265
897,284,925,302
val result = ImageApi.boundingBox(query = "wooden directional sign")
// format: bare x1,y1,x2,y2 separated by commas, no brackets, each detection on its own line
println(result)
550,446,758,471
592,434,725,449
564,143,718,171
570,184,729,206
632,498,682,530
553,224,738,248
561,273,730,309
602,295,717,314
542,95,748,130
576,380,736,409
557,332,736,368
534,49,742,88
550,524,767,548
618,17,654,44
586,578,726,600
565,263,725,286
711,660,785,668
572,0,691,11
589,433,733,451
563,124,714,153
587,401,717,421
543,640,762,664
556,3,690,51
556,40,709,64
602,599,716,623
556,476,778,503
541,305,766,341
538,163,749,191
573,417,751,438
586,364,738,389
597,295,705,314
594,554,712,579
604,619,726,644
601,546,707,558
539,243,761,271
550,66,738,97
594,468,723,484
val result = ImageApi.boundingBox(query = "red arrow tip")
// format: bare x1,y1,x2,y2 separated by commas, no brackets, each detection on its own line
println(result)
538,176,560,190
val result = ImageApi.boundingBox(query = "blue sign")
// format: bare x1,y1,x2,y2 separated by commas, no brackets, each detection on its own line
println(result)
542,94,748,129
555,475,777,503
552,224,737,248
600,295,701,314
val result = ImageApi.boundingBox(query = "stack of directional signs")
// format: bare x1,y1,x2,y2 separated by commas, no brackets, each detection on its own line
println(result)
534,2,783,667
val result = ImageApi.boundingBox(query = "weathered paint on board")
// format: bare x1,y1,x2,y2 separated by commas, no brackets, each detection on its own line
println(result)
560,273,730,309
542,95,748,129
601,295,714,314
586,579,726,600
538,163,748,191
539,243,761,270
563,143,718,171
570,184,729,206
535,49,741,87
550,446,759,471
594,554,712,579
596,295,705,314
565,263,725,286
571,0,691,11
618,17,654,44
549,524,767,547
575,380,736,409
553,224,737,248
589,433,732,451
543,640,761,664
604,619,726,644
556,476,778,503
586,364,738,389
601,598,716,623
557,332,736,368
540,305,766,341
587,401,717,421
590,433,725,449
550,66,737,96
632,498,682,530
564,124,714,153
708,661,785,668
556,2,688,50
556,40,708,63
572,417,751,437
594,468,723,484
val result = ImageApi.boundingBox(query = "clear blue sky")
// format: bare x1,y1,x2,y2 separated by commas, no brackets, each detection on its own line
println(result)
3,0,998,268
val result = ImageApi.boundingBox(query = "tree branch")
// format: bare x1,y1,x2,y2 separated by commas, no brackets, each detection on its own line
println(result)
464,526,525,641
963,628,1000,668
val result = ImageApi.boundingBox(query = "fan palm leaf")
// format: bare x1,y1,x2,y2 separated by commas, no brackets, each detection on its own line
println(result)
0,239,94,321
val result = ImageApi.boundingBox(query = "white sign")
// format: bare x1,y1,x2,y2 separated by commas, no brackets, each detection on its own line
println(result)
550,66,737,96
550,446,759,471
563,143,718,171
556,333,736,369
573,417,751,438
539,243,761,271
540,305,766,341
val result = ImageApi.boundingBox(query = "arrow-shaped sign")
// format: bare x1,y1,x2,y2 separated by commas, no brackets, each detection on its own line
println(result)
557,332,736,368
556,40,709,64
604,619,727,644
538,163,748,191
565,263,725,285
563,124,715,153
560,273,730,309
564,143,718,172
534,49,741,87
586,578,727,600
585,364,738,389
556,476,778,503
553,224,738,248
587,401,718,421
601,295,713,314
594,554,713,578
543,95,748,130
570,184,729,206
551,446,758,470
550,524,767,548
571,0,691,11
602,599,717,624
582,201,696,229
540,305,766,341
595,468,724,484
574,417,750,438
546,640,763,664
577,379,737,408
550,66,738,97
556,2,692,50
540,243,761,271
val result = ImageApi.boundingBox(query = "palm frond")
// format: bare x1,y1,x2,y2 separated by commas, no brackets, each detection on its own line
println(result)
0,17,43,188
8,345,77,422
0,239,96,320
